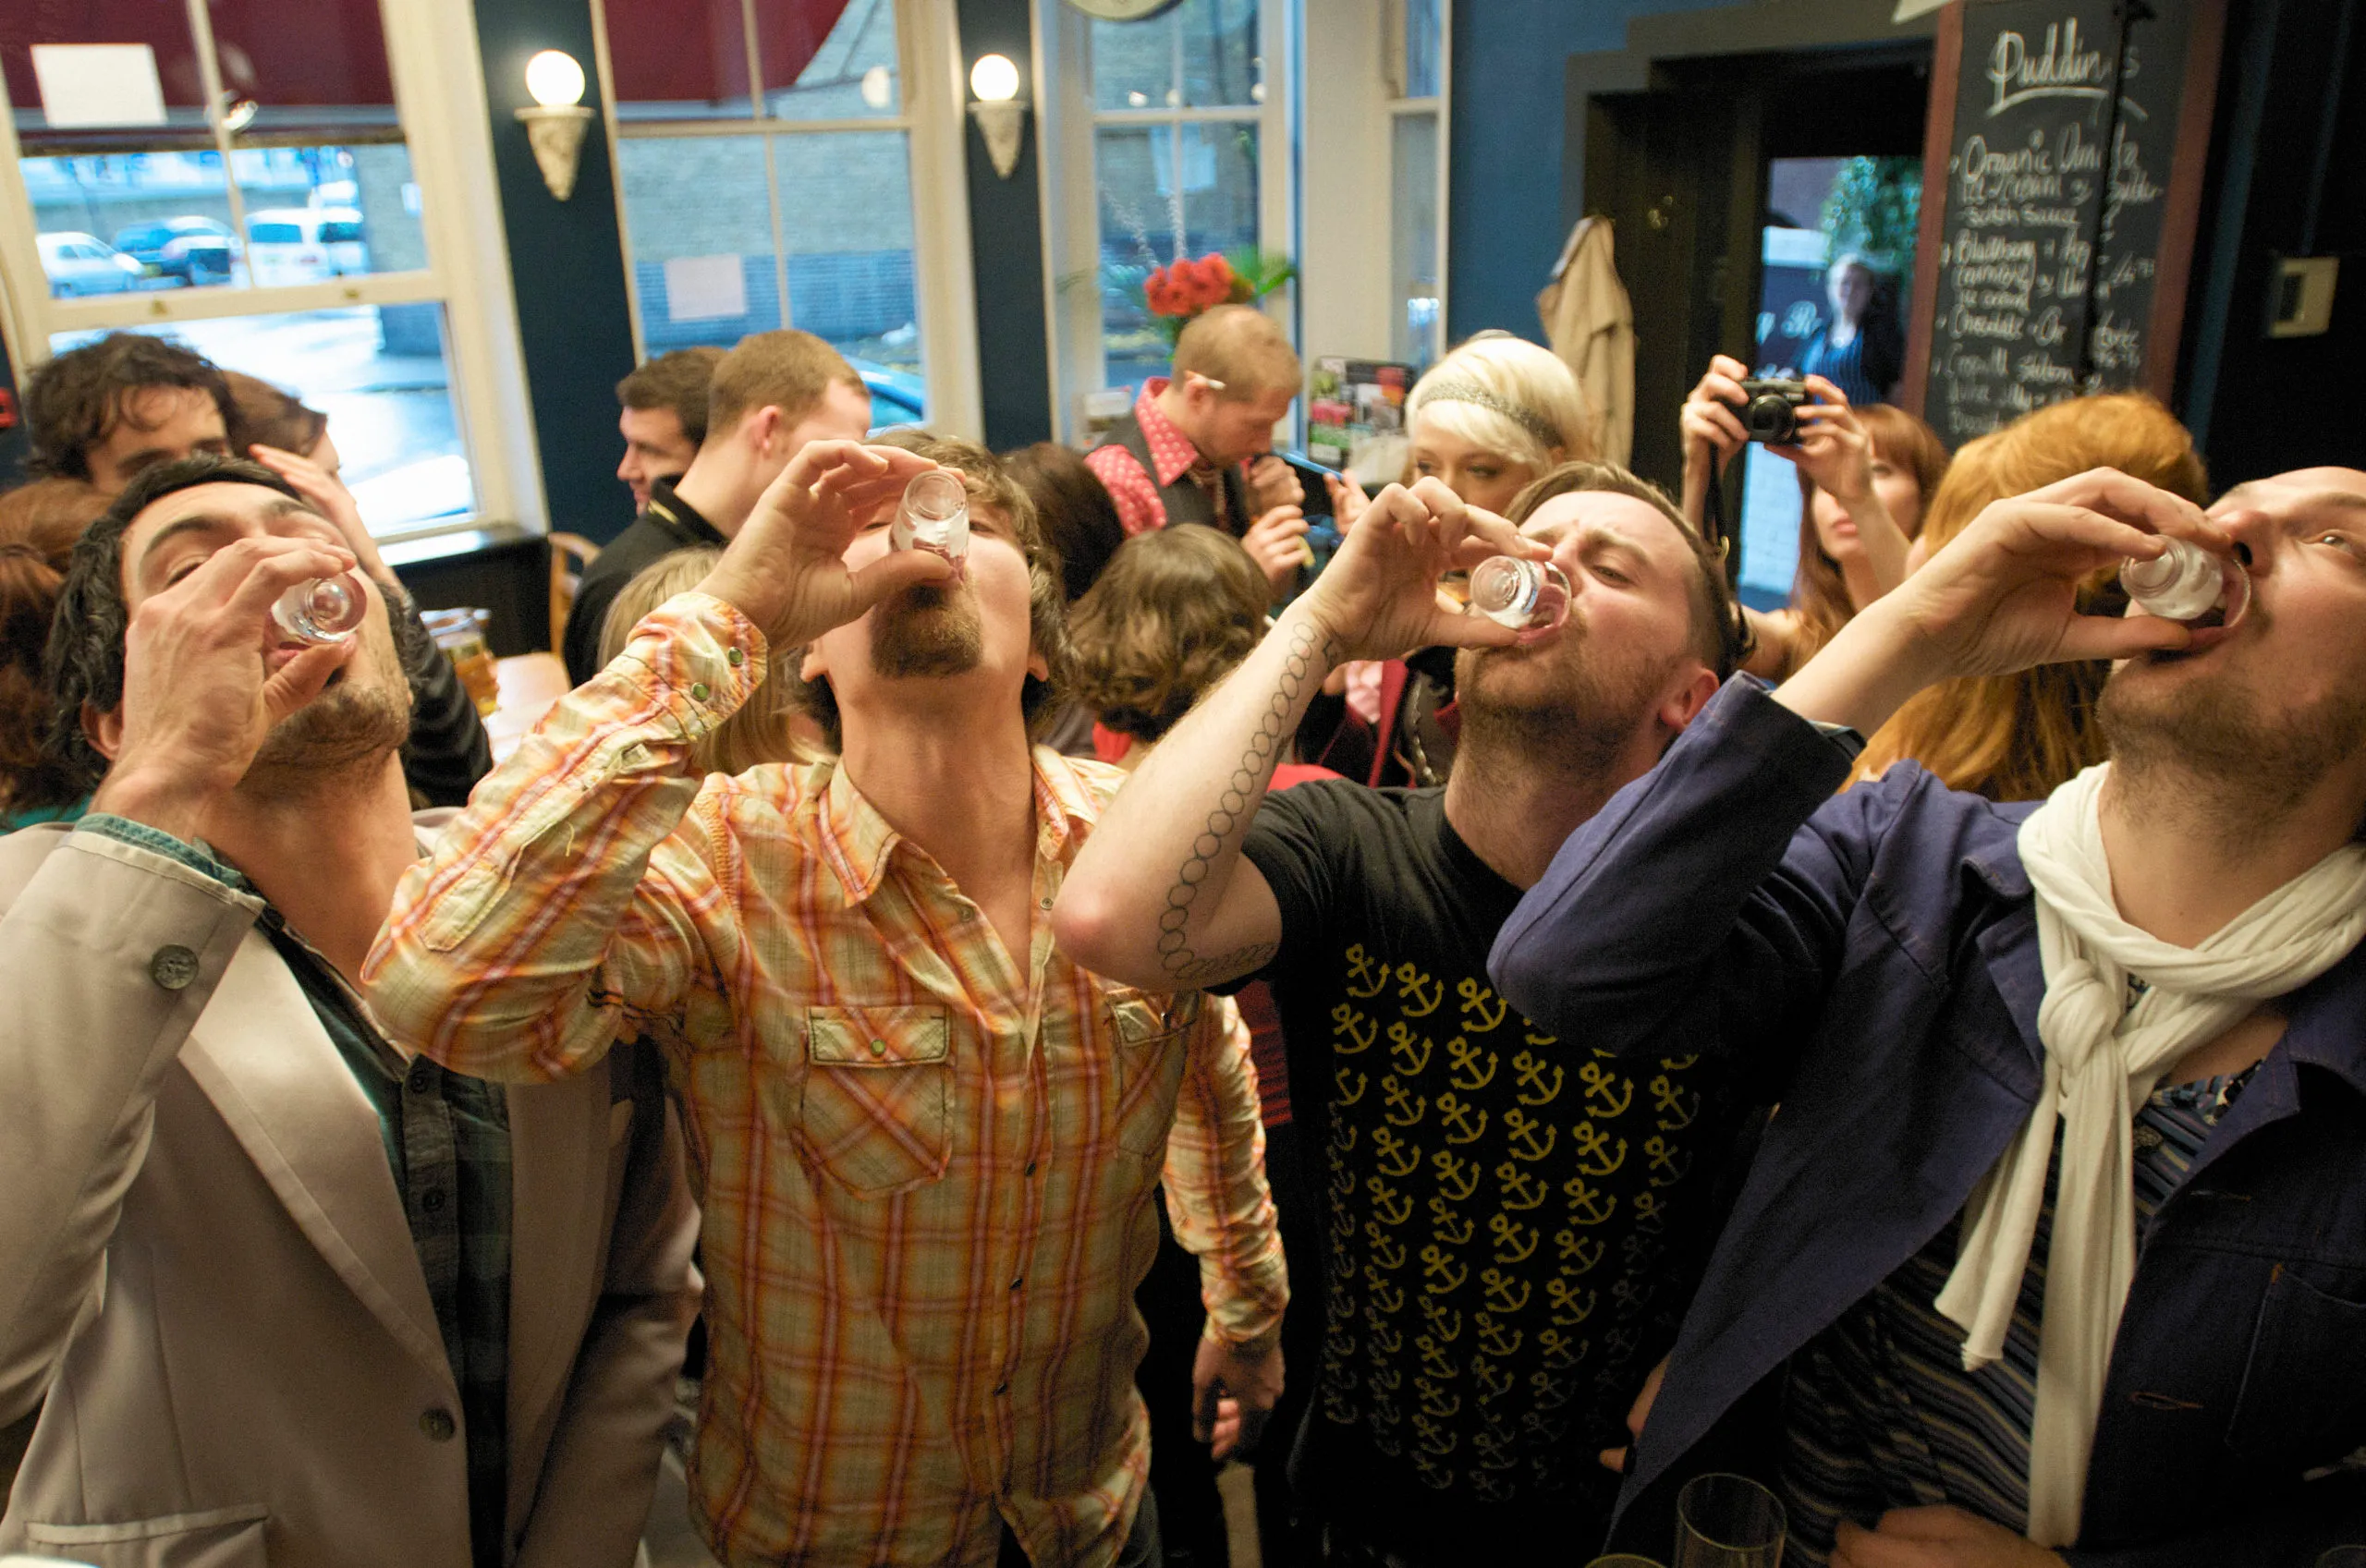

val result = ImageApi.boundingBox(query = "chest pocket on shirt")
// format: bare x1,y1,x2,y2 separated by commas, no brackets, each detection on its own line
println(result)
1108,990,1200,1159
2226,1263,2366,1465
799,1005,953,1195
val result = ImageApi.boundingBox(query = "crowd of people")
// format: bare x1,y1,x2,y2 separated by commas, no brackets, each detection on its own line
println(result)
2,298,2362,1568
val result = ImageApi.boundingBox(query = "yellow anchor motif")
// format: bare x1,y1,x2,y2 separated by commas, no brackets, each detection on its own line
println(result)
1555,1229,1606,1275
1368,1319,1404,1356
1479,1268,1531,1315
1420,1245,1470,1295
1333,1067,1369,1106
1330,1003,1377,1054
1381,1074,1428,1128
1570,1119,1628,1176
1396,964,1446,1017
1495,1162,1550,1210
1524,1027,1560,1048
1544,1277,1597,1325
1563,1173,1617,1226
1470,1469,1516,1500
1411,1450,1454,1488
1528,1369,1576,1411
1419,1296,1462,1343
1577,1060,1635,1118
1456,977,1510,1033
1630,1190,1667,1232
1415,1377,1461,1419
1537,1327,1585,1370
1474,1310,1523,1359
1344,943,1388,999
1433,1148,1482,1201
1369,1277,1406,1314
1610,1275,1652,1314
1600,1323,1642,1365
1656,1051,1701,1071
1473,1355,1516,1403
1470,1404,1518,1453
1365,1174,1414,1227
1369,1363,1402,1393
1372,1125,1422,1177
1436,1091,1489,1145
1502,1107,1558,1162
1488,1212,1540,1264
1387,1020,1433,1076
1364,1223,1408,1271
1511,1051,1565,1106
1445,1035,1498,1090
1643,1134,1690,1187
1414,1335,1457,1380
1650,1072,1697,1130
1412,1413,1458,1456
1426,1197,1475,1247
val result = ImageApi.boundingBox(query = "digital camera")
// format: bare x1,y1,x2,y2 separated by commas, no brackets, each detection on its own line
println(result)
1734,377,1811,444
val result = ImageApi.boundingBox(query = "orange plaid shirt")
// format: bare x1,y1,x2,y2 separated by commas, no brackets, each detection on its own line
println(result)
365,595,1286,1567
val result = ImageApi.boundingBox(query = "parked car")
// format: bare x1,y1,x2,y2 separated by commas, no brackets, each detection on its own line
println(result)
112,216,239,285
36,232,145,297
245,207,369,287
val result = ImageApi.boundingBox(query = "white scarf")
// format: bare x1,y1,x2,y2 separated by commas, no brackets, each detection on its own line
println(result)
1934,762,2366,1547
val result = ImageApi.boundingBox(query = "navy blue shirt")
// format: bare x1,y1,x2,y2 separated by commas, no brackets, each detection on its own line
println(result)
1490,677,2366,1566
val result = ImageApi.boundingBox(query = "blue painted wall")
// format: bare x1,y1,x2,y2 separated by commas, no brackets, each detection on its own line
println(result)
1445,0,1728,343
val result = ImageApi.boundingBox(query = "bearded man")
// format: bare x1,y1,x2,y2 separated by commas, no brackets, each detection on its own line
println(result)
1053,461,1757,1563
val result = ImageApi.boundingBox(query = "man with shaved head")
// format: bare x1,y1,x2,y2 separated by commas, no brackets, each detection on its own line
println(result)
1491,465,2366,1565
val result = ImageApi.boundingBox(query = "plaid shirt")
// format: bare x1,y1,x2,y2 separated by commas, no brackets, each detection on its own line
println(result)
366,593,1286,1568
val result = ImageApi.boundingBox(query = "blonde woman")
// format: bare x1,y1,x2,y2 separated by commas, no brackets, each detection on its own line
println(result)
1311,332,1595,785
599,548,813,772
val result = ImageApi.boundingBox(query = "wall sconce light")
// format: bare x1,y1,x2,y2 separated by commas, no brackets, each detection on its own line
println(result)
968,54,1029,180
516,49,594,201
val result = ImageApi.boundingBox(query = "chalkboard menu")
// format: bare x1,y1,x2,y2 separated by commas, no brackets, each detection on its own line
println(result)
1906,0,2224,444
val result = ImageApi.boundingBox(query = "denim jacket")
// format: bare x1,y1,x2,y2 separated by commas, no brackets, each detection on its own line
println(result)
1490,677,2366,1566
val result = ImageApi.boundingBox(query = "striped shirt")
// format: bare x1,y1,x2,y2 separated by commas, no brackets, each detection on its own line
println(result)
1780,1069,2254,1565
365,593,1286,1568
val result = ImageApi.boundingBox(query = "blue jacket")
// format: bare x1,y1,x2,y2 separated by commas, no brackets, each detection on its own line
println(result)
1489,678,2366,1566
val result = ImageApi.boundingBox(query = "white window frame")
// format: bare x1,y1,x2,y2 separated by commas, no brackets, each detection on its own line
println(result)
0,0,545,540
587,0,982,441
1038,0,1297,444
1385,0,1450,368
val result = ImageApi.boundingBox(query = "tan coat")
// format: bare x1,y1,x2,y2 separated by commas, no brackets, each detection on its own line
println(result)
0,825,701,1568
1537,214,1638,468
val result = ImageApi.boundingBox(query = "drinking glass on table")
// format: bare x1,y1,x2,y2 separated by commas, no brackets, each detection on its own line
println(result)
424,607,500,717
1672,1473,1786,1568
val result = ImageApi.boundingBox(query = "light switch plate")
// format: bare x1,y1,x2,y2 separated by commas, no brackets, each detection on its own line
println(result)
2268,256,2339,339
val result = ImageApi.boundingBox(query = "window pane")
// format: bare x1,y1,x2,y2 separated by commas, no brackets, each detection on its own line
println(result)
26,152,231,298
1094,123,1260,393
1402,0,1443,99
237,143,428,283
3,4,212,148
762,0,898,120
1390,112,1441,366
1178,0,1262,109
1092,12,1174,112
53,304,478,534
617,136,784,350
773,131,922,418
605,0,754,120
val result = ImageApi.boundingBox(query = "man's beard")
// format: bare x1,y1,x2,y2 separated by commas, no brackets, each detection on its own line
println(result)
2097,640,2366,829
1453,614,1671,780
239,617,414,798
870,582,982,680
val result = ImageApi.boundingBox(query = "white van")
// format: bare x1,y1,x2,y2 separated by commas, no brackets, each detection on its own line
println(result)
245,208,369,287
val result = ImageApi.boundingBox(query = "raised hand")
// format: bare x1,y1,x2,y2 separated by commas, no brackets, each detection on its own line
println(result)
1297,477,1548,663
1679,353,1754,476
90,532,360,840
696,441,956,649
1249,453,1305,514
1770,375,1875,506
1241,504,1312,592
1323,468,1372,533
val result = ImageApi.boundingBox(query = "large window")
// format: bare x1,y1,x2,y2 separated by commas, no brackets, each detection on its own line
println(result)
593,0,977,435
1043,0,1295,429
0,0,532,538
1387,0,1446,369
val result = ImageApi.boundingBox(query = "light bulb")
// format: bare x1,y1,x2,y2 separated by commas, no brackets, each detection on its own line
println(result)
525,50,586,109
970,54,1020,103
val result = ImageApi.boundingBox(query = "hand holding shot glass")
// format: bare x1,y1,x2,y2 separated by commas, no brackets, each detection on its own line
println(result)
271,574,368,645
889,468,970,574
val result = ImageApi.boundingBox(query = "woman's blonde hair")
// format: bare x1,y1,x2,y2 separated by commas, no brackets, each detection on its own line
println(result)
1405,333,1594,476
1068,525,1268,744
1853,393,2208,801
1786,404,1950,670
600,549,808,775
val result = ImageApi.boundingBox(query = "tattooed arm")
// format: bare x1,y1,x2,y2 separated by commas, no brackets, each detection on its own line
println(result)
1055,480,1543,991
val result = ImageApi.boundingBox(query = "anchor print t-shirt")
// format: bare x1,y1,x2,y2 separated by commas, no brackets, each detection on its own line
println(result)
1238,782,1739,1561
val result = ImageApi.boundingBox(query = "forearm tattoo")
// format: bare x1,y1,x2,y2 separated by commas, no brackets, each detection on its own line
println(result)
1157,618,1337,984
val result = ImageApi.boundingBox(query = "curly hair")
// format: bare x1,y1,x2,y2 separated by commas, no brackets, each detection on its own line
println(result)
23,333,233,483
786,433,1074,752
1069,525,1268,744
0,480,109,813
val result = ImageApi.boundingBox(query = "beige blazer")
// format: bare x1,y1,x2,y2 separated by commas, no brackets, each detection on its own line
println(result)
0,824,701,1568
1537,214,1638,468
